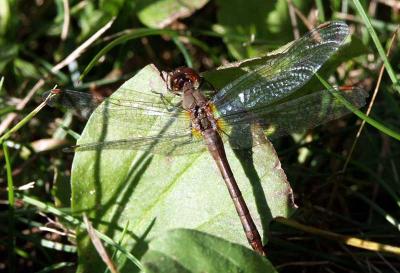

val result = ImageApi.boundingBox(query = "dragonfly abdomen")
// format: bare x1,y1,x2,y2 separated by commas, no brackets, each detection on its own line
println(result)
202,128,265,256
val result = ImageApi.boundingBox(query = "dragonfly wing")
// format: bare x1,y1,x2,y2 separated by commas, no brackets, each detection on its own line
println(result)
211,21,350,118
90,86,193,136
218,88,368,149
46,84,193,137
73,133,206,155
46,70,200,154
76,86,198,154
43,89,99,119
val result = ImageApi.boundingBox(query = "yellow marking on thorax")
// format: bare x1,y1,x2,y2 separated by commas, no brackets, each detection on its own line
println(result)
185,109,203,139
191,127,203,139
209,102,218,116
184,111,191,119
208,102,226,133
216,118,227,133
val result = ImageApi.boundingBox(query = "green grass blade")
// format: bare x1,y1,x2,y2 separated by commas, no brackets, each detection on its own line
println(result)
3,141,16,273
40,239,77,252
352,0,399,87
315,0,325,22
36,262,75,273
172,37,193,68
80,28,179,80
18,194,144,271
316,74,400,141
0,76,4,95
104,221,130,273
3,142,14,207
0,91,58,143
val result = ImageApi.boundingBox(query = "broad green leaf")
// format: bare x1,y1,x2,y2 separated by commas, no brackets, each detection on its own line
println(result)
0,43,18,73
142,229,278,273
137,0,209,28
0,0,11,35
75,2,110,42
71,64,295,272
14,58,43,79
100,0,126,16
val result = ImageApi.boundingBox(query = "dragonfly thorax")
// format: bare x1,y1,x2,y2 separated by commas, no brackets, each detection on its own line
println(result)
167,67,218,134
191,104,218,133
182,89,207,110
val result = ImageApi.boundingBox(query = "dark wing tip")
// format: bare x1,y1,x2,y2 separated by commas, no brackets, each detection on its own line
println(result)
42,89,61,107
340,86,369,107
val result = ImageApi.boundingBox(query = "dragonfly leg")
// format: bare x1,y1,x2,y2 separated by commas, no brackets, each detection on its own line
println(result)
151,90,182,112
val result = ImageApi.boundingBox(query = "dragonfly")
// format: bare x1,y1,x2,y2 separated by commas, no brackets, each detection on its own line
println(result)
44,21,367,256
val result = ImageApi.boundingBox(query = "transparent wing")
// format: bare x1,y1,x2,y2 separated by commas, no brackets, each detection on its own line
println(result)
44,86,202,154
212,21,350,118
44,87,190,133
71,133,206,155
216,88,368,149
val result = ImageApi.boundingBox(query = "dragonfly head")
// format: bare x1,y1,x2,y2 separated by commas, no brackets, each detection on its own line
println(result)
167,67,201,94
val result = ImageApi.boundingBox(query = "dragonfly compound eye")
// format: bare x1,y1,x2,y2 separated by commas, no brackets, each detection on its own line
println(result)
172,75,188,91
170,67,201,91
